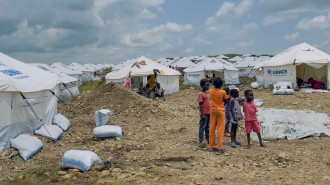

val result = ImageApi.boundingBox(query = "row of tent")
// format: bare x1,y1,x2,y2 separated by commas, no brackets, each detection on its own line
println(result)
0,53,112,153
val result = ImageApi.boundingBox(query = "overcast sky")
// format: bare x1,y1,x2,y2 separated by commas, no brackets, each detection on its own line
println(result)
1,0,330,65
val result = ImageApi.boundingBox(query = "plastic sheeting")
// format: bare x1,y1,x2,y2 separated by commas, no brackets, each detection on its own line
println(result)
250,108,330,140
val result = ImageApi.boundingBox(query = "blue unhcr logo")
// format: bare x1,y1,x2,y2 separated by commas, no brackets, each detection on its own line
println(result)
267,69,288,76
0,69,23,76
239,69,246,72
188,74,199,78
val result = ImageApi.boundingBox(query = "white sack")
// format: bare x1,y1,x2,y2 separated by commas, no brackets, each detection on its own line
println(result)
273,88,294,95
53,114,71,131
254,99,264,106
34,125,63,140
251,82,260,89
93,125,123,139
95,109,114,127
10,134,43,161
62,150,102,171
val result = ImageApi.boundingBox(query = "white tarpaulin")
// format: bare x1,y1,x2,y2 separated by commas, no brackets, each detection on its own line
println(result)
106,56,181,95
250,108,330,140
0,53,60,153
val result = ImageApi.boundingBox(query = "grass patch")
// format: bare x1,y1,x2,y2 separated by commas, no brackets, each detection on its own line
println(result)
179,78,201,91
78,80,105,93
239,77,256,86
225,54,242,58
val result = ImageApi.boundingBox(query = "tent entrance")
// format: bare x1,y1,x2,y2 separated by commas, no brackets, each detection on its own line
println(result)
131,76,144,89
296,64,327,84
205,71,224,83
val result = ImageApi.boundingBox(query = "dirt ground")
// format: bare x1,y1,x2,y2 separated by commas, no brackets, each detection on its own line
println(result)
1,83,330,184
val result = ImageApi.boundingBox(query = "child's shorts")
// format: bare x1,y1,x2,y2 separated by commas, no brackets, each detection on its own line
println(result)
245,121,260,134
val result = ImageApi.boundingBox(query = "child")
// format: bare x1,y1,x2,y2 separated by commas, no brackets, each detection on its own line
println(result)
229,89,244,148
209,78,228,154
224,87,231,137
198,79,211,148
243,90,265,149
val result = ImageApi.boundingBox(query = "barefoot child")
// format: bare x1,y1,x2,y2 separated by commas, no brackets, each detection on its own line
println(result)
198,79,211,148
243,90,265,149
229,89,244,148
209,78,228,154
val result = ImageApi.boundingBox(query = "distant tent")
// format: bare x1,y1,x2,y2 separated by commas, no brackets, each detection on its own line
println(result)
169,57,196,74
183,58,240,85
29,63,80,100
255,42,330,89
105,56,181,94
234,56,262,77
50,63,83,85
68,63,95,81
0,53,61,153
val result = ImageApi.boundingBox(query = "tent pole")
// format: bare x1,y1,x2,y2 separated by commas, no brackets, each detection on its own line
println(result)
63,83,75,97
19,92,54,139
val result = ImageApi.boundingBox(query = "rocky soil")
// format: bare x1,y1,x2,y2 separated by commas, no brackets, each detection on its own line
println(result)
0,83,329,184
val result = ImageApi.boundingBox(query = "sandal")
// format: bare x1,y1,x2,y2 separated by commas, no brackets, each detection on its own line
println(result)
216,149,227,155
235,142,241,146
231,143,237,148
208,148,219,152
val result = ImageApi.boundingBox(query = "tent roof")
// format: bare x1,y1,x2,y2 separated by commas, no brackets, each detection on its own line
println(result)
68,62,95,72
106,56,181,80
50,63,82,75
183,58,238,73
170,57,196,68
0,53,61,92
235,56,262,68
29,63,77,84
260,42,330,67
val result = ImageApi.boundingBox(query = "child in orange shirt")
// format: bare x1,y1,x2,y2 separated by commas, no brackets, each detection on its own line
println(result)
208,78,228,154
243,90,265,149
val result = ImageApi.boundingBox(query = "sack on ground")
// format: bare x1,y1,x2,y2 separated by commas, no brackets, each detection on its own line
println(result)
53,114,71,131
251,82,260,89
93,125,123,139
95,109,114,127
10,134,43,161
34,125,63,140
273,81,294,95
62,150,103,171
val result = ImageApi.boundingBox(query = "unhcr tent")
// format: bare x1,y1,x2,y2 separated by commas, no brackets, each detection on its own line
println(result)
256,43,330,89
105,56,181,94
234,56,261,77
0,53,61,152
50,63,83,85
183,58,240,85
29,63,80,100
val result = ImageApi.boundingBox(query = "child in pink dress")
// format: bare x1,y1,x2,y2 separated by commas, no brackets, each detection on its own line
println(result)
243,90,265,149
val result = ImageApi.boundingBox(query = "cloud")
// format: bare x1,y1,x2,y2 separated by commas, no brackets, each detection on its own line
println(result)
120,22,192,47
205,0,253,26
238,41,255,47
284,32,300,40
183,48,194,54
137,9,156,19
296,13,330,30
263,16,285,26
259,0,330,14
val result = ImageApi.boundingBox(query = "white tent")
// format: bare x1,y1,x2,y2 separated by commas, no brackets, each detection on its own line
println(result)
68,63,95,81
256,42,330,89
29,63,80,100
105,56,181,94
169,57,196,74
0,53,61,152
50,63,83,85
183,58,240,85
234,56,261,77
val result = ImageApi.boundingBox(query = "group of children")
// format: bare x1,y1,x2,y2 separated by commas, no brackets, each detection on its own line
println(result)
198,78,265,154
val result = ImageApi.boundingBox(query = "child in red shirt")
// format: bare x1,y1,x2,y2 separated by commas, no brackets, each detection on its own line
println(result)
243,90,265,149
198,79,211,148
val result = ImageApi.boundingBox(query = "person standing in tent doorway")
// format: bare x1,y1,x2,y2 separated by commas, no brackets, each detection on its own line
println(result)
243,90,265,149
147,74,156,89
198,79,211,148
209,78,228,154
